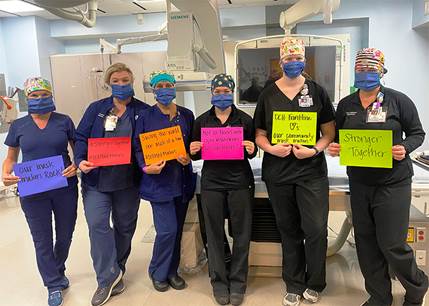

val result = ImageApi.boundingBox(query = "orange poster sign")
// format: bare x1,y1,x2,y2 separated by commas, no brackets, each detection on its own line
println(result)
139,126,187,165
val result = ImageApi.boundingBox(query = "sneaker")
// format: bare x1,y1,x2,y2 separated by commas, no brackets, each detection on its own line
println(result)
60,276,70,290
214,292,230,305
168,274,186,290
91,271,123,306
111,279,125,296
282,293,301,306
48,291,63,306
303,289,320,303
230,293,245,306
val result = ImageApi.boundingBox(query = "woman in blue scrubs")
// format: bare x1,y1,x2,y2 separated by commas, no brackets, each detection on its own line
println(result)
134,71,196,292
74,63,149,306
2,77,78,306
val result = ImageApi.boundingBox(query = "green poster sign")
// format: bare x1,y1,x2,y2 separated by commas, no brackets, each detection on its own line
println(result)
339,129,393,168
272,111,317,145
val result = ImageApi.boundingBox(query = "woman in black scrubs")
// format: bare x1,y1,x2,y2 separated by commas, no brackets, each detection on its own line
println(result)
190,74,257,306
254,37,335,306
328,48,428,306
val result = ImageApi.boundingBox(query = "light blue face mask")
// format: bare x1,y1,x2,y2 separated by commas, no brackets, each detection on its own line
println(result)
354,72,381,91
154,88,176,106
27,96,56,114
211,94,233,110
282,61,305,79
111,84,134,100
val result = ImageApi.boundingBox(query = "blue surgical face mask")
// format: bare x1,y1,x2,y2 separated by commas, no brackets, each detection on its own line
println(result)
211,93,233,111
27,96,56,114
154,87,176,106
282,61,305,79
354,72,381,91
111,84,134,100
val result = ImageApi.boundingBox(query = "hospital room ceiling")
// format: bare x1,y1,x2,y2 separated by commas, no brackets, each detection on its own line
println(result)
0,0,298,18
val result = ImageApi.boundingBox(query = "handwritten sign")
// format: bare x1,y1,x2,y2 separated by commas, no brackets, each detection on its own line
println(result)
272,111,317,145
13,155,68,197
88,137,131,167
201,127,244,160
139,126,186,165
339,129,392,168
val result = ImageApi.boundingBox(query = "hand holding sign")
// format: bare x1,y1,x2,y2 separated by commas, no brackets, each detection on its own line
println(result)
339,129,393,168
13,155,68,197
327,142,340,157
272,111,317,145
392,145,406,161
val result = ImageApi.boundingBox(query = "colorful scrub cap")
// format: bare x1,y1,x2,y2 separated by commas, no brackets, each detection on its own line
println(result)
211,74,235,92
24,77,52,96
280,37,305,60
149,71,176,87
355,48,387,75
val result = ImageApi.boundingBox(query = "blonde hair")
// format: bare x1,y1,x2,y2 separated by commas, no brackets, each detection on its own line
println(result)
104,63,134,84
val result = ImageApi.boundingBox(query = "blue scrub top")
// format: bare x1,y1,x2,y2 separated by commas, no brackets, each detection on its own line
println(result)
97,110,134,192
134,104,196,203
4,112,77,186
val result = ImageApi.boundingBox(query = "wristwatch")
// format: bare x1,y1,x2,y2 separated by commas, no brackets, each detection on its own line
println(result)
312,147,321,156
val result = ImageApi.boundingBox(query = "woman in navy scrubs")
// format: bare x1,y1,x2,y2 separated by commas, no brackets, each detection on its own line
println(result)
2,77,78,306
134,71,195,292
253,37,335,306
190,74,257,306
74,63,149,306
328,48,428,306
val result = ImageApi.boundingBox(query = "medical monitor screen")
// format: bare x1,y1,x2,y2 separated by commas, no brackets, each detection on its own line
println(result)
237,46,336,105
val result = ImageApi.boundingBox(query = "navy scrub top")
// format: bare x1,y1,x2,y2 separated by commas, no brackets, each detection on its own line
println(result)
97,110,134,192
4,112,78,186
134,104,195,203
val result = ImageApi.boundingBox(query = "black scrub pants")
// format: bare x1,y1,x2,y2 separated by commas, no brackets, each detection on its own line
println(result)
266,177,329,295
350,180,429,306
200,187,253,295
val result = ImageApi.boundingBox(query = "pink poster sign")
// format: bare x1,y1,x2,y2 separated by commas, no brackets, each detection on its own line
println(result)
201,127,244,160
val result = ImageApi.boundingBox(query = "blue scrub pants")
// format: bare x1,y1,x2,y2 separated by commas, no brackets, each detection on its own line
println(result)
82,184,140,287
20,184,78,293
149,196,189,281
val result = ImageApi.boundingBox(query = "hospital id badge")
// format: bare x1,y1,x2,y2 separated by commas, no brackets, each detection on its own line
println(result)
298,95,313,107
366,107,387,123
104,114,118,131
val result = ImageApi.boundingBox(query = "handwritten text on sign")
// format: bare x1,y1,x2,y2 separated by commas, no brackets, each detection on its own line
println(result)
139,126,187,165
339,129,393,168
13,155,68,197
88,137,131,167
201,127,244,160
272,111,317,145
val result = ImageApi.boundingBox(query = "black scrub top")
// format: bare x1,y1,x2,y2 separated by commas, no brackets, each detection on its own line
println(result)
253,79,335,185
191,105,257,190
335,86,425,185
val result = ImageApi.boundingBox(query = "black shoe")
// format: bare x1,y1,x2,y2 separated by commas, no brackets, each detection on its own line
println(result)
214,293,229,305
111,279,125,296
168,274,186,290
91,271,123,306
230,293,244,306
151,276,169,292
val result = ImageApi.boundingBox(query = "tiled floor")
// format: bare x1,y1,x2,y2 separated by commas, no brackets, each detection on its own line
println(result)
0,194,426,306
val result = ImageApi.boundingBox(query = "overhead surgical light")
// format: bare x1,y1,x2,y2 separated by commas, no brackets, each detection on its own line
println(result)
279,0,340,33
0,1,43,14
32,0,90,8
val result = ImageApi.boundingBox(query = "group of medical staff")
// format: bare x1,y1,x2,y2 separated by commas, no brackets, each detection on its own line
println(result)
1,36,428,306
